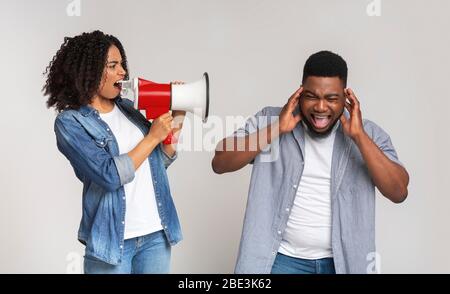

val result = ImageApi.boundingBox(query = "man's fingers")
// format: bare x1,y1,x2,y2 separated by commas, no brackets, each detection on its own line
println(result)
340,114,347,125
288,86,303,103
346,88,356,97
294,86,304,97
292,86,304,101
290,95,300,108
286,87,303,111
344,103,353,116
345,101,352,110
345,88,360,107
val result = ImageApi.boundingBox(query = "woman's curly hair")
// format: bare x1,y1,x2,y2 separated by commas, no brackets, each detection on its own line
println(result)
43,30,129,112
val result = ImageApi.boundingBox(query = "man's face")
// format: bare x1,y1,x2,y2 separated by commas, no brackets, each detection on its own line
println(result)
299,76,346,136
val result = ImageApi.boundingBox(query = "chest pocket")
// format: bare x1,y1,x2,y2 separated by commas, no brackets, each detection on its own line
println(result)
74,115,113,151
94,136,112,150
342,154,371,201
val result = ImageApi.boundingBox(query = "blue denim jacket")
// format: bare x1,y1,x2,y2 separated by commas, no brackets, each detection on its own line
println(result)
233,107,403,274
54,97,182,265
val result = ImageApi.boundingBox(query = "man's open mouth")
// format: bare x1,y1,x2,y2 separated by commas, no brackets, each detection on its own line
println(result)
311,114,332,129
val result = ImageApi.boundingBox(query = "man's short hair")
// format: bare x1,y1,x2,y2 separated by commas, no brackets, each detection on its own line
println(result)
302,51,348,87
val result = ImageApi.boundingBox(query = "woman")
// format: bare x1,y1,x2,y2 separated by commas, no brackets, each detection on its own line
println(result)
43,30,184,274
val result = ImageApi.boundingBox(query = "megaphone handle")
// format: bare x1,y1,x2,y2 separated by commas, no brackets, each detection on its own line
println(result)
162,131,178,145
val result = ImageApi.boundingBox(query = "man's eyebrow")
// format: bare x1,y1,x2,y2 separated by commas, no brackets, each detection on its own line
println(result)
107,60,121,64
303,90,318,96
325,93,340,97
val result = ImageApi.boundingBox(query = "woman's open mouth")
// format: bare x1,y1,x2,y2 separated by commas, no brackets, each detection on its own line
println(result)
113,81,123,91
311,114,332,129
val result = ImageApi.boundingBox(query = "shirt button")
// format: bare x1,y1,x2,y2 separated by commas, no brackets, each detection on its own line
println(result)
164,226,168,229
285,208,290,212
122,221,125,225
97,117,101,120
272,251,276,255
158,202,162,206
293,185,297,189
277,230,282,235
106,128,110,131
122,197,125,200
120,245,123,249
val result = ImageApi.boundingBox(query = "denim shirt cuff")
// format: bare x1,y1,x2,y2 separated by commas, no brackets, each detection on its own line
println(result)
113,154,135,185
160,146,177,168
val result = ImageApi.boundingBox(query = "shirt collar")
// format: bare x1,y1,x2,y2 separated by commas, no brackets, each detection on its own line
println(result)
79,104,97,117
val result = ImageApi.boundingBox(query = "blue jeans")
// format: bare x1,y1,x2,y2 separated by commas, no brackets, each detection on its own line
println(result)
271,253,336,274
84,230,171,274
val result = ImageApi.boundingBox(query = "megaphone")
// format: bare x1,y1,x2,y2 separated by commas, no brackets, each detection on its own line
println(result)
119,72,210,144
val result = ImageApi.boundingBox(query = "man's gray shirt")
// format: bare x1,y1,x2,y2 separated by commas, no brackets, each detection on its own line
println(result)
233,107,403,274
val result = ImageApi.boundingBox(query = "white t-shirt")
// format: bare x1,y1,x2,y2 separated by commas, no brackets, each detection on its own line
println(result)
100,105,163,240
278,122,338,260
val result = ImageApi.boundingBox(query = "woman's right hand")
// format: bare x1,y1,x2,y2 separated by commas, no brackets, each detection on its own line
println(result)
147,112,173,143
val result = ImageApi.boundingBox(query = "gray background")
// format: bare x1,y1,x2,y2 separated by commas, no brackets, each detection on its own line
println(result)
0,0,449,273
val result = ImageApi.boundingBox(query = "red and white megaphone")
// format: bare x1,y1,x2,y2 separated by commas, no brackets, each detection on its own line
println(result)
119,72,210,144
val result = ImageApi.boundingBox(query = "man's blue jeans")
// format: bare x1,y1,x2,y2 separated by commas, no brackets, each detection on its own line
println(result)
84,230,171,274
271,253,336,274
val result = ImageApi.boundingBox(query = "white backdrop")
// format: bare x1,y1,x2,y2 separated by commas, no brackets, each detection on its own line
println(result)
0,0,449,273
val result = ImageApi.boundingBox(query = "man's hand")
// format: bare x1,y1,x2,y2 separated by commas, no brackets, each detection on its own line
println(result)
340,88,366,141
279,87,303,134
340,88,409,203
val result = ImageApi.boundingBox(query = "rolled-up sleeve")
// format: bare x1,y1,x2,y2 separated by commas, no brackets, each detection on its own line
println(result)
232,107,275,164
368,121,404,167
112,154,135,185
160,146,177,169
54,115,135,192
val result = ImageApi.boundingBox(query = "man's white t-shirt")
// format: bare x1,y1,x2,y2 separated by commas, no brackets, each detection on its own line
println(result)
100,105,163,240
278,122,338,260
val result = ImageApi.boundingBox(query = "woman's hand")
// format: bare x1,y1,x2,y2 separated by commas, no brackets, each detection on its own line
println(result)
147,112,173,143
171,81,186,140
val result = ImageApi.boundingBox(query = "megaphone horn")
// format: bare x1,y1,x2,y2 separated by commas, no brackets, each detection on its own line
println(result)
120,72,210,122
171,72,210,123
119,72,210,143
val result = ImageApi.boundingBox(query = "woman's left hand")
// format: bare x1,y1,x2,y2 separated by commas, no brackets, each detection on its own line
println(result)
170,81,186,137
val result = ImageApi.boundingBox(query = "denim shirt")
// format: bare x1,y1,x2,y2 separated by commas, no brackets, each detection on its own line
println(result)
234,107,403,274
54,97,182,265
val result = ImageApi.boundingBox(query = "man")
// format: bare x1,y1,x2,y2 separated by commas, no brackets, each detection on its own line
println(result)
212,51,409,274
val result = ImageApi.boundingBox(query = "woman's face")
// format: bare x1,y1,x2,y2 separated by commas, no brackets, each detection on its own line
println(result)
97,45,126,99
